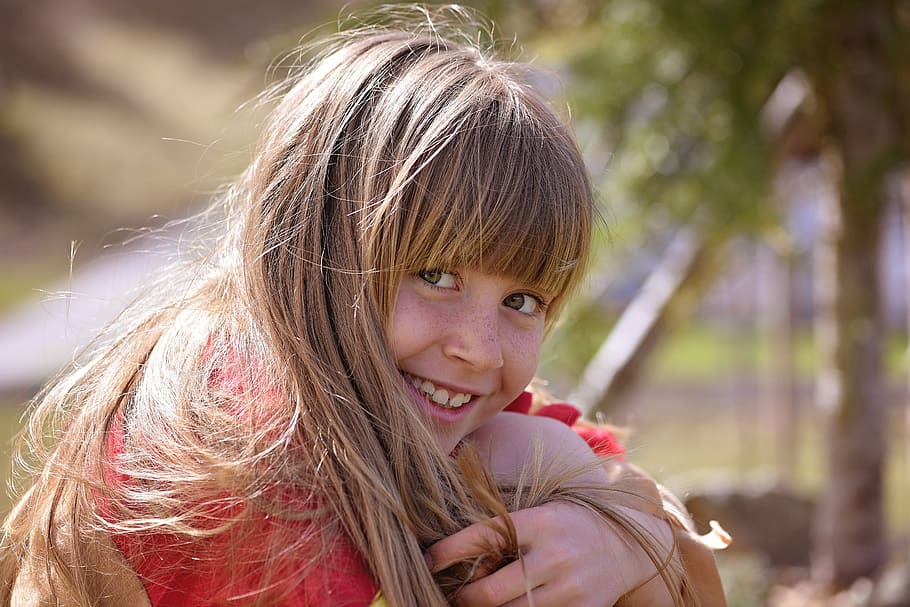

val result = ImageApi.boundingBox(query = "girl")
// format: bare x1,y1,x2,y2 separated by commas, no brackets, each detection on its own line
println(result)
1,7,726,606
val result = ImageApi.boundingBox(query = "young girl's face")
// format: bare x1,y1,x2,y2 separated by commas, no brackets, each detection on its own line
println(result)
388,267,553,453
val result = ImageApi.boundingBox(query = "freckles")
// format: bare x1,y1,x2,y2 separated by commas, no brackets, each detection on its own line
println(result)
503,323,544,352
418,303,454,331
477,316,499,348
502,326,544,371
395,297,450,341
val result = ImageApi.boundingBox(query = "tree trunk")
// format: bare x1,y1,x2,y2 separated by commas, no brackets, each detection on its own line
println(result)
809,1,904,590
902,172,910,565
812,160,888,589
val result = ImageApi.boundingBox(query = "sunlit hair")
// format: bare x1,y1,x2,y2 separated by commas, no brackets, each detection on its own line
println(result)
244,23,592,322
0,6,687,607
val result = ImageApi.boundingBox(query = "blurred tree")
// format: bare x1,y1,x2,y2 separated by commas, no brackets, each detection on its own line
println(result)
478,0,909,592
806,1,908,589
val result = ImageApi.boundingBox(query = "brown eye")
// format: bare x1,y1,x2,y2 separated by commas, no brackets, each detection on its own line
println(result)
503,293,542,314
417,269,456,288
418,269,443,284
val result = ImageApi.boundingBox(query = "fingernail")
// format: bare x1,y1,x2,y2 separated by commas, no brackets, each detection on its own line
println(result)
423,552,433,569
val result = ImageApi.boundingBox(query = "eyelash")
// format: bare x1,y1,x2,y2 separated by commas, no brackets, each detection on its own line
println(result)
509,292,549,316
416,269,549,316
417,269,457,289
525,293,549,313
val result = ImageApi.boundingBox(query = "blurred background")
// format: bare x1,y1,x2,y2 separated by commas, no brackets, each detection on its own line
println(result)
1,0,908,604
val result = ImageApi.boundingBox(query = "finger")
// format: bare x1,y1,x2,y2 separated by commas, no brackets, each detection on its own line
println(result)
461,531,625,607
429,505,558,573
497,581,590,607
455,558,543,607
504,505,560,547
427,518,514,573
491,552,608,607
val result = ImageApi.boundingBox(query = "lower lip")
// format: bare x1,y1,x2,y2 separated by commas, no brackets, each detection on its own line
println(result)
404,381,475,423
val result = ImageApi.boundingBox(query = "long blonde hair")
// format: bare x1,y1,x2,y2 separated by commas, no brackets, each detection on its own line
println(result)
1,8,603,606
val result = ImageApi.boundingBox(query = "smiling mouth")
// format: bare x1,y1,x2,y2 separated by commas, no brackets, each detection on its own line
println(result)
401,372,475,409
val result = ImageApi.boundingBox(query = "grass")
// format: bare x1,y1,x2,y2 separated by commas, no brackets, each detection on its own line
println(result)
650,322,910,382
620,322,910,536
538,320,910,537
627,396,909,535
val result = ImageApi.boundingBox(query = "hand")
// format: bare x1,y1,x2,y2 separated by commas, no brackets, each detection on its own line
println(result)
426,500,677,607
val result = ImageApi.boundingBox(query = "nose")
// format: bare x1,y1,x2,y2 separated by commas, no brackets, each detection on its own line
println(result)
442,304,504,371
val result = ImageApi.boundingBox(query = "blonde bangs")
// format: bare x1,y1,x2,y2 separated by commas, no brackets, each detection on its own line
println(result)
368,65,594,315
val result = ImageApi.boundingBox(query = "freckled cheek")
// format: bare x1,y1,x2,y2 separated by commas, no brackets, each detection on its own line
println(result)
502,326,544,391
389,295,449,361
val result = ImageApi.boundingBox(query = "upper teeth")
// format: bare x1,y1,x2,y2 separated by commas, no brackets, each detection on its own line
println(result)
405,374,472,409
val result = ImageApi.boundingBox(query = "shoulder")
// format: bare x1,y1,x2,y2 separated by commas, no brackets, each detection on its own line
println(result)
471,410,580,443
467,412,603,482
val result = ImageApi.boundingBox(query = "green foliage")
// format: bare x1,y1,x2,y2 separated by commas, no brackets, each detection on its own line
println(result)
528,0,806,236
